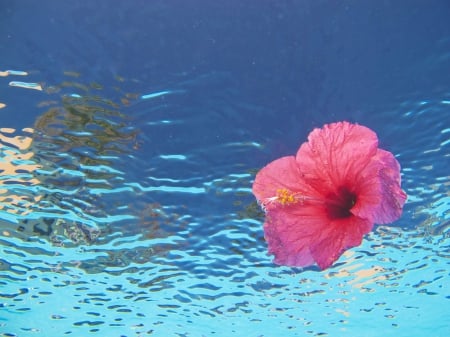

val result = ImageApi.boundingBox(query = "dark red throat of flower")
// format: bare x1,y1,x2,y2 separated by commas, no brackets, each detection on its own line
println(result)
325,186,357,219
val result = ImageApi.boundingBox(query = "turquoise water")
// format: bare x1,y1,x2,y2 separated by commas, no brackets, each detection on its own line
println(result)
1,1,450,336
1,71,448,337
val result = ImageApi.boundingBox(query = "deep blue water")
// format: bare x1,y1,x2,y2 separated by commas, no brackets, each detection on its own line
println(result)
0,1,449,336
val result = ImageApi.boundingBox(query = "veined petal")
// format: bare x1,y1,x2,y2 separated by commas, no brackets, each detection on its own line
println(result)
295,121,379,195
252,156,313,211
264,204,373,269
352,149,407,223
263,206,326,267
310,216,373,269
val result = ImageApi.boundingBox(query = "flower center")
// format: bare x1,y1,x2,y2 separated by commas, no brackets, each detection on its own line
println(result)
261,186,357,218
325,186,357,219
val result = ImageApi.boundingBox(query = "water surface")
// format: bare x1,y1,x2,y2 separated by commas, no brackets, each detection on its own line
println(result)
0,1,449,336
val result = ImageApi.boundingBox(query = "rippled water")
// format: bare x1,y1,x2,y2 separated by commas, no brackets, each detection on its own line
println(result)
0,69,448,337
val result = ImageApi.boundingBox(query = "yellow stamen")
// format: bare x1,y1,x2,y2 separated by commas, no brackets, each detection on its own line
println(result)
275,188,298,206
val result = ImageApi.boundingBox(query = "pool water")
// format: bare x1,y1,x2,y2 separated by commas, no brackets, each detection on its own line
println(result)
1,1,449,336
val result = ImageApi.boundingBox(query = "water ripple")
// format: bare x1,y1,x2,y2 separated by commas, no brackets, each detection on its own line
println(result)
0,73,449,336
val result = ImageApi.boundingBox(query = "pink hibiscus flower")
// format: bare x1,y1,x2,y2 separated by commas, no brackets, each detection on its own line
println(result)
252,121,407,270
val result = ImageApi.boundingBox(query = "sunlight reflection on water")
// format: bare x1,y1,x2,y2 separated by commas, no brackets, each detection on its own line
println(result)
0,71,448,337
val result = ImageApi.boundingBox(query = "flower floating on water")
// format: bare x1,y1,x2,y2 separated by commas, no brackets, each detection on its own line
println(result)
252,121,407,270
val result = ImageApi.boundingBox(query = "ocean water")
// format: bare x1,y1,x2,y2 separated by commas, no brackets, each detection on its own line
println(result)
1,1,449,336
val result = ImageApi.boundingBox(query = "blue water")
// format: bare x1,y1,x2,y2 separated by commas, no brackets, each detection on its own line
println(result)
1,1,449,336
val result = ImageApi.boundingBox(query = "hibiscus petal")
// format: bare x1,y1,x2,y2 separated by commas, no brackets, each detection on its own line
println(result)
264,203,337,267
310,216,373,269
264,204,373,269
352,149,407,223
296,121,379,194
253,156,315,211
376,154,407,223
263,206,322,267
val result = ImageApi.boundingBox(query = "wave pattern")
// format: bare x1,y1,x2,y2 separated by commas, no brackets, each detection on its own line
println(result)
0,73,449,336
